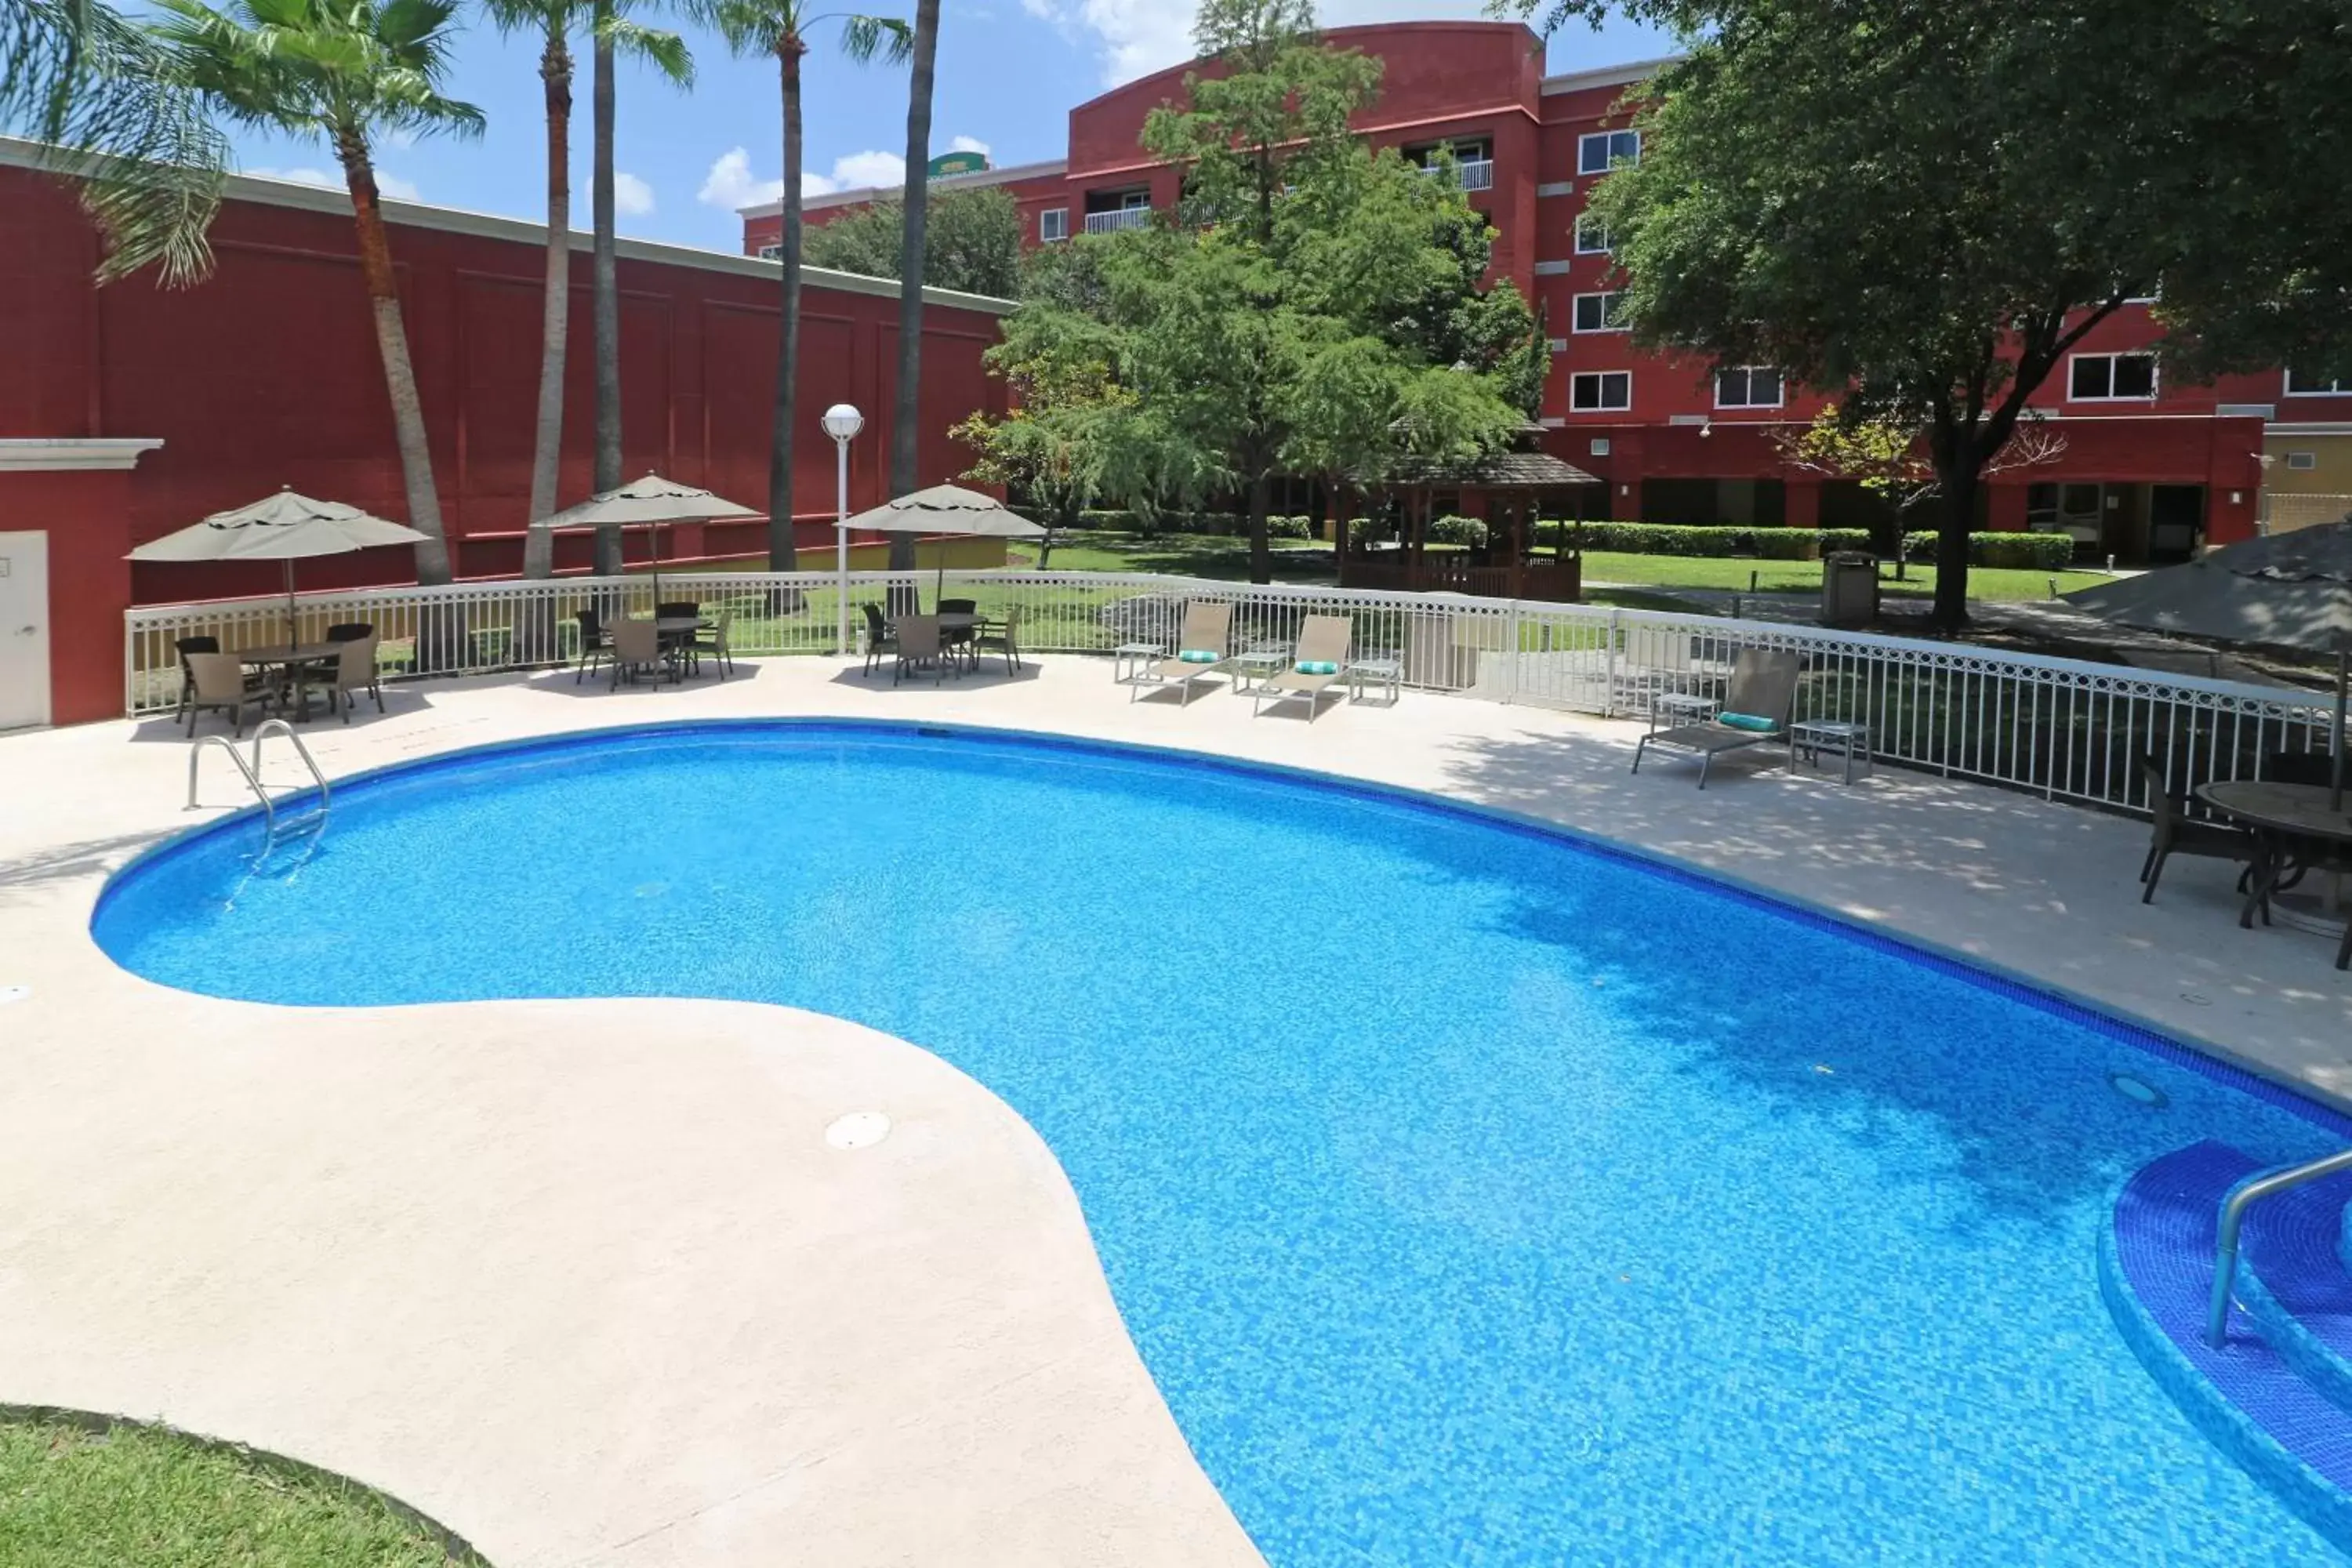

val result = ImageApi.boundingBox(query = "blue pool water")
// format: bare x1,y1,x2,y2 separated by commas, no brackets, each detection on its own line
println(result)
95,721,2352,1566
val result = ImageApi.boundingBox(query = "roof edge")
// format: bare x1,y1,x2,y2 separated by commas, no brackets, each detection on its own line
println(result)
736,156,1071,220
1540,54,1683,96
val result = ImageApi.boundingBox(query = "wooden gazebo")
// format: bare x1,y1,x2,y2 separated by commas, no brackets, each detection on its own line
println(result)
1337,439,1602,601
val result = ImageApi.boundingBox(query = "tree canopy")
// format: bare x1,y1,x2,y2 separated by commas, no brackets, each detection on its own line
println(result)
800,184,1024,298
962,0,1544,583
1501,0,2350,626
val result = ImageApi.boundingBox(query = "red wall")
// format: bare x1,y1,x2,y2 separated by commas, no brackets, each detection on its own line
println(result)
0,160,1010,721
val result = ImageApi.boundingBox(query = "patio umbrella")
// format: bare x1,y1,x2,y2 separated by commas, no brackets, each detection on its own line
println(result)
532,472,760,596
127,487,430,649
2064,519,2352,810
838,484,1046,607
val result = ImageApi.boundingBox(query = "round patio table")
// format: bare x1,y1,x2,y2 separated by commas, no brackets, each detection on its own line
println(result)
236,642,343,721
2196,780,2352,966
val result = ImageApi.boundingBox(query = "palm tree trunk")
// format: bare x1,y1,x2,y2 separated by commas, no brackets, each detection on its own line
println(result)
337,132,452,587
521,14,572,581
768,37,806,570
590,5,622,576
887,0,938,574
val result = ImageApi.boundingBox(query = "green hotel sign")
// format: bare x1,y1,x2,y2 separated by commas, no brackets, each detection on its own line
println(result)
927,151,989,179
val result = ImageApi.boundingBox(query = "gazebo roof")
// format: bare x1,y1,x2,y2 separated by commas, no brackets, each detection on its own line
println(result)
1388,448,1602,488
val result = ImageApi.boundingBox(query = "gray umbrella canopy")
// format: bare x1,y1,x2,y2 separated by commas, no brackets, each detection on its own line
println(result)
534,472,760,530
840,484,1047,538
2064,521,2352,806
128,488,430,648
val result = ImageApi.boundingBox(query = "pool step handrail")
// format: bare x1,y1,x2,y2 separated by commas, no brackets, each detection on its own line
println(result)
187,719,332,858
2208,1146,2352,1347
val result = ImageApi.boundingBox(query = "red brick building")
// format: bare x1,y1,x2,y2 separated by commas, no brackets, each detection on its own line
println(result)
746,18,2352,561
1,140,1011,725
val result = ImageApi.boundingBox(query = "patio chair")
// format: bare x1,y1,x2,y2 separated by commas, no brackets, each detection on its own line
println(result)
182,651,272,738
2264,749,2337,789
692,608,735,680
325,621,374,643
974,604,1024,674
655,600,700,622
2136,756,2259,907
608,616,675,688
1253,614,1352,721
173,634,223,724
1131,601,1236,706
861,603,896,677
938,597,977,615
1631,648,1802,788
573,608,612,685
296,632,384,722
894,614,946,687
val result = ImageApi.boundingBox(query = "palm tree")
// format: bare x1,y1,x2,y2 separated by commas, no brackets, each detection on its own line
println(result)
2,0,228,284
151,0,481,587
697,0,909,568
477,0,688,580
885,0,936,573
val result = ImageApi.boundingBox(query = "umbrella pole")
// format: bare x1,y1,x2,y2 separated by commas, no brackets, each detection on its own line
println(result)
284,559,297,653
935,537,946,611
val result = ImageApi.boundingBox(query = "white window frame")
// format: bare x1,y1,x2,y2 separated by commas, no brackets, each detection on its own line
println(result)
1571,292,1628,334
1570,370,1632,412
2288,450,2319,471
2067,351,2158,402
1714,366,1784,409
1573,213,1611,256
1577,129,1640,176
1039,207,1069,243
756,244,782,261
2285,368,2350,397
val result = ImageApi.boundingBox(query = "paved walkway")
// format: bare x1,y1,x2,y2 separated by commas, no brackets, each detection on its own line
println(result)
2,656,2347,1566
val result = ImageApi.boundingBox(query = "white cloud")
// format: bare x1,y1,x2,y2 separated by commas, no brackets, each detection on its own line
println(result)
245,165,417,201
704,145,909,208
614,170,655,216
948,134,991,156
1030,0,1504,86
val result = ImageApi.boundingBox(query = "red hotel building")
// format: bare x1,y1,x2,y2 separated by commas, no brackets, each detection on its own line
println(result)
743,19,2352,561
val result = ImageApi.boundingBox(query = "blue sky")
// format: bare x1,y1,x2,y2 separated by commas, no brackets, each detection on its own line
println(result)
226,2,1673,254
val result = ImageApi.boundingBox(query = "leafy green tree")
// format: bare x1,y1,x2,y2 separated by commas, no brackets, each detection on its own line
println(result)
153,0,484,586
2,0,228,284
695,0,910,567
801,187,1024,298
1501,0,2347,627
478,0,689,579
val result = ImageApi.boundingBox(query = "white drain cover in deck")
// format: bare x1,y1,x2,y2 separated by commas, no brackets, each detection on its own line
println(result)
826,1112,892,1149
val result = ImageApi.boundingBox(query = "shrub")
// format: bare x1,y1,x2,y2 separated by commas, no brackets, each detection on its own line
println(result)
1425,514,1487,547
1900,529,2076,570
1078,509,1319,539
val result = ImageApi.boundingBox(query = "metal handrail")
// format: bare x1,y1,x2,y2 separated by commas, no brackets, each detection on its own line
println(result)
187,734,274,834
186,720,331,858
2207,1147,2352,1345
250,719,330,815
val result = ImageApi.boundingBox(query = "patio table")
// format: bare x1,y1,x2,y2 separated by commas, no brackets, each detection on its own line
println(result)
2197,779,2352,967
236,642,343,721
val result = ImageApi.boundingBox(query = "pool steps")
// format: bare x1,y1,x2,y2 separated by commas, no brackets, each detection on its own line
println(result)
2102,1142,2352,1553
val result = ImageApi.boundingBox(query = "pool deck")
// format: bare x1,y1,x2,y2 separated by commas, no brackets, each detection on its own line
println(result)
2,654,2347,1567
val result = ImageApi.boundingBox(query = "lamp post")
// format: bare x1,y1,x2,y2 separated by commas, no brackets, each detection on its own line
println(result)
822,403,864,655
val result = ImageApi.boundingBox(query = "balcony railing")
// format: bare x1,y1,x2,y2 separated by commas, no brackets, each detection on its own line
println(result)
1455,158,1494,191
1083,207,1151,234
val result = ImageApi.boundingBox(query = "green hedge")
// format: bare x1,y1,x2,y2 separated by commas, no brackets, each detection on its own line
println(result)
1345,514,1489,547
1517,520,2078,569
1899,530,2076,569
1077,509,1316,539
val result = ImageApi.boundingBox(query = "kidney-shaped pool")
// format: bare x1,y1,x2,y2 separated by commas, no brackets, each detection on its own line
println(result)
93,720,2350,1566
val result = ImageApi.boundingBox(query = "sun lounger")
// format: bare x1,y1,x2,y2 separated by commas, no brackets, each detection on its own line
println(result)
1130,601,1236,706
1253,614,1352,721
1630,648,1802,787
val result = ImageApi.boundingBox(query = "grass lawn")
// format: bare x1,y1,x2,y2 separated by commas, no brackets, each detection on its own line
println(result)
1007,530,1332,580
0,1415,467,1566
1574,550,2113,604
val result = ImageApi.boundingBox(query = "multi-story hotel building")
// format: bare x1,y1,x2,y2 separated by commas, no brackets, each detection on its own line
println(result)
742,20,2352,560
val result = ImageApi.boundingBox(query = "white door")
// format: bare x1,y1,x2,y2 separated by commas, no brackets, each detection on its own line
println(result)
0,532,52,731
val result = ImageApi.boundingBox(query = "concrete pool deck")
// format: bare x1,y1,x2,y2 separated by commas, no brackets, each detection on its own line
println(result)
2,654,2348,1566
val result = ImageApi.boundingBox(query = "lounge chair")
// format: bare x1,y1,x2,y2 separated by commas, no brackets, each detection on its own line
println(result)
182,651,272,738
1130,601,1235,706
1630,648,1802,787
2136,755,2259,907
1253,614,1352,721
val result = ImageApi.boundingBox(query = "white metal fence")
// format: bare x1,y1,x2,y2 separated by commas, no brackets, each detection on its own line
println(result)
126,569,2341,816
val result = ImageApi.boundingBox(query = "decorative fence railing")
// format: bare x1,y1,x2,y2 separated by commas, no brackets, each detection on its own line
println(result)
125,569,2340,817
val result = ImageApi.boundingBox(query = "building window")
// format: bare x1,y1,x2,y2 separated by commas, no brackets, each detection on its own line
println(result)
1570,371,1632,412
1577,129,1640,176
2285,368,2350,396
1039,207,1069,242
1406,139,1494,191
2288,451,2319,470
1715,366,1784,408
1573,213,1611,255
1572,292,1628,333
2069,352,2158,401
756,244,782,260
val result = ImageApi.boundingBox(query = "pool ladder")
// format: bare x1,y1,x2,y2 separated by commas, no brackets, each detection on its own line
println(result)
2208,1145,2352,1346
188,719,332,862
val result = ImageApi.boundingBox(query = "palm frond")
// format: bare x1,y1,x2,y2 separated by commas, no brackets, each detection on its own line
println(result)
598,13,692,85
837,12,910,65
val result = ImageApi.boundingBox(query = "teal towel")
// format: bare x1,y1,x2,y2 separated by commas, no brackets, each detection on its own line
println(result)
1178,648,1221,664
1295,659,1339,676
1718,712,1779,733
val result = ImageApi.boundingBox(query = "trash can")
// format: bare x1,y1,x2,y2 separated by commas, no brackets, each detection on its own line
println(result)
1820,552,1879,628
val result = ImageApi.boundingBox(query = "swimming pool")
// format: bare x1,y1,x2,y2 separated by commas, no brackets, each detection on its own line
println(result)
94,720,2352,1566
